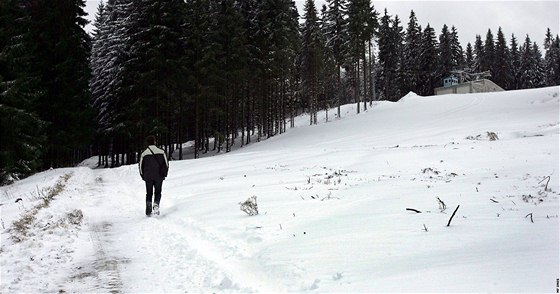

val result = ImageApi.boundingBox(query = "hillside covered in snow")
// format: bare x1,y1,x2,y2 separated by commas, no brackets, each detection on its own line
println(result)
1,86,559,292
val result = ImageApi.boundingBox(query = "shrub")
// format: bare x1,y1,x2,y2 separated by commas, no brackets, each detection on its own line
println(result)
239,196,258,216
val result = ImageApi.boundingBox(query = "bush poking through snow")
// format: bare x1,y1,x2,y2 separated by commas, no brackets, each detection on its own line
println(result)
465,131,499,141
239,196,258,216
487,131,499,141
66,209,84,226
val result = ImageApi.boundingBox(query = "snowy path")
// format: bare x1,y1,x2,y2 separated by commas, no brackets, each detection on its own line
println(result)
62,166,291,292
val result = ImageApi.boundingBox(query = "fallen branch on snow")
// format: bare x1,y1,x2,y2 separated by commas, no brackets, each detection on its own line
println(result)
447,205,460,227
538,176,551,191
406,208,422,213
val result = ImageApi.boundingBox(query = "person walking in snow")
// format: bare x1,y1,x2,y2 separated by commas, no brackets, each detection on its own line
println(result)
139,135,169,216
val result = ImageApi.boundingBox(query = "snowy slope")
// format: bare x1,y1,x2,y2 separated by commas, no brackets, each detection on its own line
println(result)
1,86,559,293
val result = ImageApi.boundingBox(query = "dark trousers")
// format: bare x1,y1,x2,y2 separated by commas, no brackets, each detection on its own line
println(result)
145,180,163,205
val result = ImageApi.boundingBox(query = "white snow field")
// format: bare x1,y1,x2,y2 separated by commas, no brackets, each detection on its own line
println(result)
1,86,559,293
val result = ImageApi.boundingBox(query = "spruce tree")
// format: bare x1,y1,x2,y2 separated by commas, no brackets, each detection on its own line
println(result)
214,0,249,151
493,27,510,89
544,30,560,86
450,26,464,69
90,0,132,166
377,9,403,101
0,0,46,183
300,0,322,124
418,24,438,96
519,35,545,89
481,29,495,73
347,0,376,108
402,10,422,95
324,0,348,117
26,0,93,168
438,24,454,84
125,0,189,157
473,35,484,72
465,42,474,70
508,34,521,90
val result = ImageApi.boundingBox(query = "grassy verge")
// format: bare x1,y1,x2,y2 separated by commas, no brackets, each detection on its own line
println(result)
10,173,73,243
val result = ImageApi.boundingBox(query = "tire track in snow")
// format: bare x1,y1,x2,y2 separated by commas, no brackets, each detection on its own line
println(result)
89,221,125,293
63,167,134,293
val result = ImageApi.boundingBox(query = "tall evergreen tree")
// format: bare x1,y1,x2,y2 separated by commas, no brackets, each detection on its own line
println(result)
531,41,546,88
319,4,337,121
26,0,93,168
543,30,560,86
0,0,46,183
473,34,484,72
90,0,132,166
450,26,464,68
418,24,438,96
185,0,215,157
300,0,322,124
376,9,402,101
493,27,510,89
323,0,348,117
402,10,422,94
124,0,189,158
465,42,474,70
438,24,454,84
519,35,545,89
508,34,521,90
214,0,249,151
480,29,495,73
347,0,376,108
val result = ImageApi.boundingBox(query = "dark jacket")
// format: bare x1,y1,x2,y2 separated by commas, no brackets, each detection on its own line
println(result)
139,145,169,181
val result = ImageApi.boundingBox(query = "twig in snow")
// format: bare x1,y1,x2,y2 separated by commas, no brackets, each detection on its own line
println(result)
490,199,499,203
447,205,460,227
437,197,447,212
423,224,428,232
406,208,422,213
525,213,534,223
538,176,551,191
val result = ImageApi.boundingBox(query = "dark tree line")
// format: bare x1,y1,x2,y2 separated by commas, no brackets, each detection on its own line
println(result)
1,0,92,184
1,0,559,183
88,0,303,167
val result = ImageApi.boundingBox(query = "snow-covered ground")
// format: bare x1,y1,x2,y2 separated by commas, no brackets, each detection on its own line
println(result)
1,86,559,293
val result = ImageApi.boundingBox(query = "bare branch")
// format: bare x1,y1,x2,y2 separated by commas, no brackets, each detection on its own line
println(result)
447,205,460,227
406,208,422,213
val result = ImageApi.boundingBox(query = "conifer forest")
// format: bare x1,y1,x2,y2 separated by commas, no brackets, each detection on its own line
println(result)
1,0,559,184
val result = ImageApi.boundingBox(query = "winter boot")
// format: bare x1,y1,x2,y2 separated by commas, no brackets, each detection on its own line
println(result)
146,202,152,216
153,203,160,216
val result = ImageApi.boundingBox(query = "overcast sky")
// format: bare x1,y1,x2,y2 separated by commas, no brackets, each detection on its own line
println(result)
85,0,559,48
